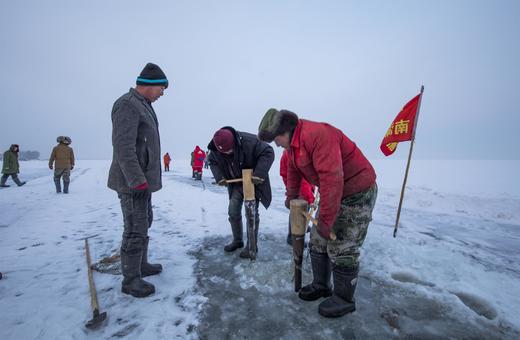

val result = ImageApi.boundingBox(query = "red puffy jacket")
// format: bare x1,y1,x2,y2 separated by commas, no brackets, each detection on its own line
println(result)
280,150,315,204
287,119,376,229
192,146,206,169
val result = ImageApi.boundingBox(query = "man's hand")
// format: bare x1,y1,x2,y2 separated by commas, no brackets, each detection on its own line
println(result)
251,176,264,185
217,179,228,187
317,222,337,240
284,197,291,209
131,182,149,199
49,165,53,170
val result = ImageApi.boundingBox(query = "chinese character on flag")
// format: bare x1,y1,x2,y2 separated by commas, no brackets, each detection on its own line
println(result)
380,94,421,156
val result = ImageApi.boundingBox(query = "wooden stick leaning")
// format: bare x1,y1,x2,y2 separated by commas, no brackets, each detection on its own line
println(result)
242,169,257,261
84,238,107,329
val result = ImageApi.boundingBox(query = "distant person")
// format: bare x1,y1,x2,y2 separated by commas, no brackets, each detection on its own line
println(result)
163,152,171,172
49,136,75,193
191,146,206,180
258,108,377,318
108,63,168,298
204,150,210,169
207,127,274,258
280,149,315,245
1,144,26,187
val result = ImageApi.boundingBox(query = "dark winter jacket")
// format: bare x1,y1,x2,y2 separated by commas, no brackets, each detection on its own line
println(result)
108,88,162,194
287,119,376,228
49,143,75,169
2,145,20,174
208,127,274,209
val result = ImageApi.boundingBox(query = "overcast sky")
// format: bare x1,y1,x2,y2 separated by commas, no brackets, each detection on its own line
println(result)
1,0,518,160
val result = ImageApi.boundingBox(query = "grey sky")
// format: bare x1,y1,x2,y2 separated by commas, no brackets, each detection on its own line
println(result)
1,0,519,160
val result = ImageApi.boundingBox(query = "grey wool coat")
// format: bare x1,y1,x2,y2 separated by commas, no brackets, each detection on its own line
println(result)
108,88,162,194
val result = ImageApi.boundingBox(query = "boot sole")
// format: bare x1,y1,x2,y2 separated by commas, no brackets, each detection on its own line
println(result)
318,305,356,318
121,287,155,298
298,290,333,301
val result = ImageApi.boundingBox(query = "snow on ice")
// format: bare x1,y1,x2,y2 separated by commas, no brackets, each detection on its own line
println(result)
0,159,519,339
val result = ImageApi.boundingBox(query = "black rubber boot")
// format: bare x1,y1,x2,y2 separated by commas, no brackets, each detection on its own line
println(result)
54,179,62,193
299,251,332,301
121,239,155,298
239,216,259,259
63,181,69,194
13,175,26,187
224,217,244,252
141,237,162,277
0,175,10,187
318,264,359,317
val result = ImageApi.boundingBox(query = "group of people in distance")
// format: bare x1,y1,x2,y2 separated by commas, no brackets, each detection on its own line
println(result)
107,63,377,318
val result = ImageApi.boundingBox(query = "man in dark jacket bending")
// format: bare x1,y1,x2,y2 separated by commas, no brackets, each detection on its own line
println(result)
207,127,274,259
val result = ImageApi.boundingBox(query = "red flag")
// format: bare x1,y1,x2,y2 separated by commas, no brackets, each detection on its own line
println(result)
380,94,421,156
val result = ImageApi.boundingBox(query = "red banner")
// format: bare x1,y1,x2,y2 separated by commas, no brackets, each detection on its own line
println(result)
380,94,421,156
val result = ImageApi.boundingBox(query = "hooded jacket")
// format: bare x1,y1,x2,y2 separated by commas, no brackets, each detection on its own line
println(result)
208,127,274,209
2,144,20,175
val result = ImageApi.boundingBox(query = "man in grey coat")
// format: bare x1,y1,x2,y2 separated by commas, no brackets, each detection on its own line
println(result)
108,63,168,298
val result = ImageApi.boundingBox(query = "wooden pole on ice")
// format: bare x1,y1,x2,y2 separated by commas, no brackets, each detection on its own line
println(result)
393,85,425,238
242,169,257,260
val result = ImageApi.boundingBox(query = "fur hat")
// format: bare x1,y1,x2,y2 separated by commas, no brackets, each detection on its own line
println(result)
258,108,298,142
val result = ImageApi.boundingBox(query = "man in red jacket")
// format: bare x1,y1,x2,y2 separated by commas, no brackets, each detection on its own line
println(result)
280,149,315,245
192,146,206,180
258,108,377,318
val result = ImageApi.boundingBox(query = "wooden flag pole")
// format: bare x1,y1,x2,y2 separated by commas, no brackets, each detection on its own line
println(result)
393,85,424,238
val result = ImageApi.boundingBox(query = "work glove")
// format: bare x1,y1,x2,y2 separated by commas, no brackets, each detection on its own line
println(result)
131,182,149,199
49,165,53,170
251,176,264,185
217,179,228,187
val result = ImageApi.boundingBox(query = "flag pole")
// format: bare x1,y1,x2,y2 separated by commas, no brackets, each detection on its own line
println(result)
393,85,424,237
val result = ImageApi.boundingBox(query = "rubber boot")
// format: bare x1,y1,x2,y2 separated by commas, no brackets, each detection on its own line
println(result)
54,179,62,193
0,176,10,188
224,217,244,252
141,237,162,277
121,240,155,298
63,181,69,194
13,175,26,187
318,264,359,317
239,216,259,259
299,251,332,301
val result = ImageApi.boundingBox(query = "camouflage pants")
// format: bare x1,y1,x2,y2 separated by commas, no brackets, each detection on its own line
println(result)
54,168,71,183
118,192,153,253
310,183,377,269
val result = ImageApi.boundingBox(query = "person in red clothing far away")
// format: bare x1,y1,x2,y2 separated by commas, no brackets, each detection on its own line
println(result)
163,152,171,172
192,146,206,180
258,108,377,318
280,149,315,245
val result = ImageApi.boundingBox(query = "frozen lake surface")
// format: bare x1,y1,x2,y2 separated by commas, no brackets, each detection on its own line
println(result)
0,159,519,339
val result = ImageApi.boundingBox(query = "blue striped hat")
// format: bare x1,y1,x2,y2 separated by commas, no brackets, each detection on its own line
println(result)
136,63,168,88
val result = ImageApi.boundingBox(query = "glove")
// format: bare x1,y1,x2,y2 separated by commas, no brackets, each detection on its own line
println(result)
284,197,291,209
217,179,228,187
251,176,264,185
131,182,149,199
317,222,333,240
70,165,74,170
49,165,53,170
